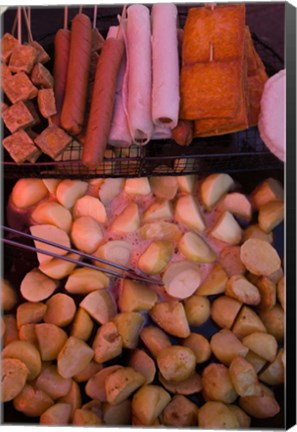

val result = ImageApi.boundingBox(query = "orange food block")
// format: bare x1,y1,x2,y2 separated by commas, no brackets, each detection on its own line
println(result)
34,124,72,159
180,60,242,120
2,72,38,104
30,41,50,64
31,63,54,88
2,101,39,133
38,89,57,118
9,44,38,74
182,5,245,64
3,129,40,164
1,33,20,63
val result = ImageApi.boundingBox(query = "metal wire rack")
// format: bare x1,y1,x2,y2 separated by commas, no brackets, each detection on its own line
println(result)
2,6,285,179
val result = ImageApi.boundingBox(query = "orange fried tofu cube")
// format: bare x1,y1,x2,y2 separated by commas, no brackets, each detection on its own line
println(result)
1,33,20,63
2,72,38,104
2,101,39,133
34,124,72,159
38,89,57,118
30,41,50,64
9,43,38,74
3,129,40,164
31,63,54,88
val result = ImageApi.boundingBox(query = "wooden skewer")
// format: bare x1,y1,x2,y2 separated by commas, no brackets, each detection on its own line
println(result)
11,11,18,36
22,7,33,43
17,6,22,44
64,6,68,29
93,5,97,29
116,4,127,39
79,5,83,14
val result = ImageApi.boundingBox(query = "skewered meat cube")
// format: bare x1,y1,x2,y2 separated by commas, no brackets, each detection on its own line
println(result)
2,100,39,133
37,89,57,118
2,63,11,77
31,63,54,88
30,41,50,64
3,129,40,164
34,124,72,159
9,44,38,74
2,72,38,103
24,129,41,162
1,33,20,63
2,102,9,112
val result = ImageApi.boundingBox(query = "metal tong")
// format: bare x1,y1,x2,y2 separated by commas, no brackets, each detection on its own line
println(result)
1,225,162,286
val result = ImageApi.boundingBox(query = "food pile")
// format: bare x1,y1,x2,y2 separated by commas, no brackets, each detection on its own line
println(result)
2,173,285,426
2,3,269,168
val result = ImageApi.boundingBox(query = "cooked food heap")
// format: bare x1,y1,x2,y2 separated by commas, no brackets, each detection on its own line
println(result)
2,173,284,426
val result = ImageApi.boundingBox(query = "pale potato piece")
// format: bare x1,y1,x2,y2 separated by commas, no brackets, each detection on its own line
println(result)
80,290,116,324
177,175,197,194
277,276,285,310
229,404,251,428
13,384,54,417
93,240,132,271
65,268,109,295
268,266,284,284
196,263,228,295
42,179,60,194
1,279,17,311
158,371,202,396
30,224,71,265
143,199,172,223
11,178,48,209
110,202,140,234
140,326,171,358
140,221,182,242
242,224,273,244
40,403,72,425
128,349,156,384
81,400,102,420
163,261,202,299
182,333,211,363
198,401,240,428
85,366,123,402
132,385,171,425
18,323,38,347
3,315,19,346
57,381,82,419
105,367,146,405
20,268,58,302
255,276,276,310
118,279,158,312
39,253,79,280
35,323,68,361
242,332,278,362
124,177,151,195
2,340,41,380
57,336,94,379
162,395,198,427
138,241,173,274
178,232,216,263
72,408,102,425
211,295,242,329
44,293,76,327
56,179,88,209
226,275,261,305
210,329,248,366
157,346,196,383
229,356,262,397
92,321,122,363
98,178,124,205
150,176,178,200
31,200,72,233
1,358,29,402
175,194,206,233
36,364,72,400
245,350,267,374
210,211,242,245
113,312,145,349
71,216,103,254
219,246,246,277
259,349,285,386
218,192,252,221
239,393,280,419
202,363,237,403
240,239,281,276
70,308,94,341
251,177,284,209
258,200,284,233
232,306,267,339
73,361,102,383
184,295,210,326
150,301,190,338
73,195,107,224
200,173,235,210
103,399,131,425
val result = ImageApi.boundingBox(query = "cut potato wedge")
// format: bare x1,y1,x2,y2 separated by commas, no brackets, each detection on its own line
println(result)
18,323,38,347
132,385,171,425
202,363,237,404
44,293,76,327
85,366,123,402
73,361,103,383
150,301,190,338
65,268,109,294
210,211,242,245
72,408,102,425
211,295,242,329
40,403,72,425
218,192,252,221
162,394,198,427
157,346,196,383
124,177,151,195
105,367,146,405
229,356,261,397
20,268,58,302
175,194,206,233
140,221,182,242
73,195,107,224
251,177,284,209
56,180,88,209
39,253,79,280
240,239,281,276
93,240,132,271
36,364,72,400
177,175,197,194
2,340,41,380
259,349,285,386
210,329,248,366
57,381,82,419
178,232,216,263
98,178,124,205
57,336,94,379
118,279,158,312
128,349,156,384
13,384,54,417
245,351,267,374
1,279,17,311
182,333,211,364
35,323,68,361
242,332,277,362
259,304,284,342
158,371,202,396
198,401,239,428
143,199,172,223
232,306,267,339
70,308,94,342
258,200,284,233
219,246,246,277
31,200,72,233
103,400,131,425
80,290,116,324
11,178,48,209
150,176,178,200
226,275,261,305
110,202,140,234
196,263,228,296
17,302,47,328
242,224,273,244
163,261,202,299
42,179,60,195
3,314,19,346
184,295,210,327
113,312,145,349
30,224,70,265
140,326,171,358
71,216,103,254
1,358,29,402
255,276,276,311
239,393,280,419
138,241,173,275
92,322,122,363
200,173,235,210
